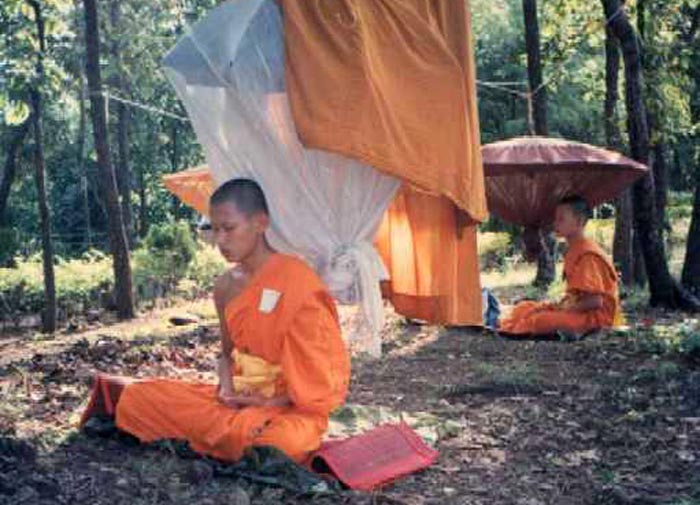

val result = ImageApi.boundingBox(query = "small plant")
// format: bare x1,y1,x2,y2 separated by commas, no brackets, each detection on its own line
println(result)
133,221,198,299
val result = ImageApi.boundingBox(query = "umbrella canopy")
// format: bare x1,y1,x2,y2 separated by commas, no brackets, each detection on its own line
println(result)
482,136,648,227
162,165,213,216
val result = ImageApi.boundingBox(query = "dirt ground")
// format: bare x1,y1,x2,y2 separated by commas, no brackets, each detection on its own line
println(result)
1,299,699,505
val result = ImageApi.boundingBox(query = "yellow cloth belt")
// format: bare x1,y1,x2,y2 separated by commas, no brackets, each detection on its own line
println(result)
232,350,285,398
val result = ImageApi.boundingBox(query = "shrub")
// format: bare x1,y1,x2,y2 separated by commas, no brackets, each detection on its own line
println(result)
0,225,230,324
0,250,113,322
132,221,198,300
180,242,228,297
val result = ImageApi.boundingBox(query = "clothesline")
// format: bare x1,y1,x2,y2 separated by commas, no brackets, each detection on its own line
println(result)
86,6,628,121
92,89,190,123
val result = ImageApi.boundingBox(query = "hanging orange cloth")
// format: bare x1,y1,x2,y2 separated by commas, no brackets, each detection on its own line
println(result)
499,237,623,335
282,0,487,222
375,186,482,326
115,254,351,463
282,0,487,325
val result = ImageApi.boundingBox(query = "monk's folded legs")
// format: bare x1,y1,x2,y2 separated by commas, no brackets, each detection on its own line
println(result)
114,380,325,463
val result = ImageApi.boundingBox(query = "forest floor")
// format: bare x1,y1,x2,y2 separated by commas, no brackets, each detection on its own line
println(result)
1,278,699,504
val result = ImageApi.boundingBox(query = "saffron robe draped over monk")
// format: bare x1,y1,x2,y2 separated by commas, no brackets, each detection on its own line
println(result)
499,237,623,335
115,254,351,462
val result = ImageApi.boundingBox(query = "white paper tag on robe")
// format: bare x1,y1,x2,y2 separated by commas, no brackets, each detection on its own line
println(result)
259,288,281,313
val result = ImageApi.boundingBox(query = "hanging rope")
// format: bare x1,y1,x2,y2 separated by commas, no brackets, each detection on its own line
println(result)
89,89,190,123
477,4,629,104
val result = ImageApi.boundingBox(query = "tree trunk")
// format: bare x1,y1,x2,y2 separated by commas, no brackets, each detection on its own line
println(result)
522,0,555,287
170,121,180,218
76,75,93,247
27,0,57,333
681,3,700,296
602,0,700,311
83,0,134,319
682,180,700,295
637,0,670,233
534,230,556,287
605,25,635,288
0,121,31,226
116,103,133,244
523,0,548,136
651,142,669,232
138,160,148,238
109,0,133,246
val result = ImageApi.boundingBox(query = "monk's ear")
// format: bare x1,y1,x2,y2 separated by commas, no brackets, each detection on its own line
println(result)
252,212,270,233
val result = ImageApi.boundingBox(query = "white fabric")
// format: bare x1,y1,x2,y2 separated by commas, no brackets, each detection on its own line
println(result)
163,0,400,356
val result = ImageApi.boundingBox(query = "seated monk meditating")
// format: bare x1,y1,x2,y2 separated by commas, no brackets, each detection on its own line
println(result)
499,196,623,337
104,179,350,462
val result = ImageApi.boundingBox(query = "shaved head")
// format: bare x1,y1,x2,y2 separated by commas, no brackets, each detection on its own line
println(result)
558,195,591,222
210,178,269,216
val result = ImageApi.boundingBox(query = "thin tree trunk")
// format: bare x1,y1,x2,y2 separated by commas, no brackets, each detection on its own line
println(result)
602,0,700,311
682,180,700,295
523,0,547,136
522,0,555,287
534,230,556,287
170,121,180,218
138,160,148,238
109,0,133,246
83,0,134,319
116,103,133,244
27,0,57,332
76,77,93,247
0,121,32,226
72,0,92,248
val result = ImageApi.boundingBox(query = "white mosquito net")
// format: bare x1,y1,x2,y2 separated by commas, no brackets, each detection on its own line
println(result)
163,0,400,356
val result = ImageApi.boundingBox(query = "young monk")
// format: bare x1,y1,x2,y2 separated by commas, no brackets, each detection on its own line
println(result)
499,195,623,337
114,178,351,462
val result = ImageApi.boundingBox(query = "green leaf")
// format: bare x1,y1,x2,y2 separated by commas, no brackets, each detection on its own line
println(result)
4,100,30,125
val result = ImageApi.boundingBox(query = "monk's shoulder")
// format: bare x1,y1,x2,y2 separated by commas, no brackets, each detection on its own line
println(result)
566,238,606,263
275,254,327,292
213,266,248,311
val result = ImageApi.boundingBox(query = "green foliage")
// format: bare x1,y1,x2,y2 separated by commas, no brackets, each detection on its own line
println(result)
0,227,19,266
132,221,197,299
0,249,113,322
478,231,513,269
177,242,227,298
0,236,227,323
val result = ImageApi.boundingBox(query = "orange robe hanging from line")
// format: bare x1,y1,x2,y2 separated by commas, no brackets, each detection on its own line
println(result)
499,237,623,335
376,186,482,325
115,254,351,462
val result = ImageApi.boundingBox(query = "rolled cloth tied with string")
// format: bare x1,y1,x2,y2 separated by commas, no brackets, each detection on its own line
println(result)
321,242,389,357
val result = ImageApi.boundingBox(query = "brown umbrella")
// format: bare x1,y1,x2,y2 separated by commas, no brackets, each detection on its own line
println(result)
482,136,648,227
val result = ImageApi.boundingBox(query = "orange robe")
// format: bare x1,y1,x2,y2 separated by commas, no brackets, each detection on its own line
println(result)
376,186,482,325
499,237,622,335
115,254,351,462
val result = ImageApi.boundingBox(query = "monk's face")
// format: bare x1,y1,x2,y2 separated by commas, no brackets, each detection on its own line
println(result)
210,201,268,263
553,204,585,239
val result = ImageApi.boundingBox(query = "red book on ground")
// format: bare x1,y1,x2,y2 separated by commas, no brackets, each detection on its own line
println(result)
310,422,438,491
